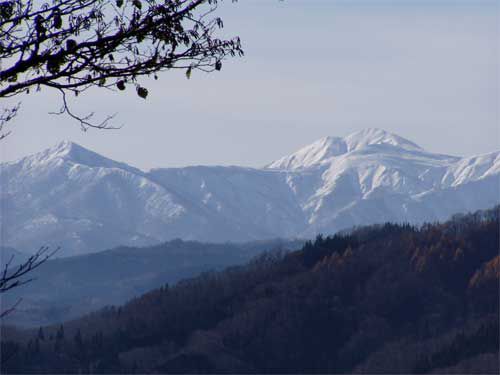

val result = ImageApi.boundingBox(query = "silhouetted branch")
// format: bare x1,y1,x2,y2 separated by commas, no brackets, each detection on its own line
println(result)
49,88,120,130
0,298,22,319
0,103,20,140
0,246,59,294
0,0,243,131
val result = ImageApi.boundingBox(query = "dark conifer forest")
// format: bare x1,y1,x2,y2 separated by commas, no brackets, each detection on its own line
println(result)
1,207,499,374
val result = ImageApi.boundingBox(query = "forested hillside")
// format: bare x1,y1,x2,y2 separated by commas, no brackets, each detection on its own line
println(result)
2,207,498,374
2,239,302,327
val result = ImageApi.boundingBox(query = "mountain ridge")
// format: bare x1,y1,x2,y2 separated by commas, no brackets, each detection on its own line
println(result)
1,128,499,256
266,128,428,170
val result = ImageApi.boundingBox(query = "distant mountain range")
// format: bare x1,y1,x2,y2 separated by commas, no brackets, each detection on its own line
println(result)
1,128,499,257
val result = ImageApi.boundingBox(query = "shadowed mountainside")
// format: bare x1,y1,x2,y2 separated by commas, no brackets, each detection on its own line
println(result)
1,239,302,327
2,206,498,374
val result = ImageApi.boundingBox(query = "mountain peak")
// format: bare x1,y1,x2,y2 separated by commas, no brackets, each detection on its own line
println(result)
54,139,76,149
49,140,83,157
344,128,422,153
42,140,104,166
267,128,423,170
13,140,142,174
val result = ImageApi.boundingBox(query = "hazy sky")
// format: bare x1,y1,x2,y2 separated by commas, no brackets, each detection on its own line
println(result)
1,0,498,170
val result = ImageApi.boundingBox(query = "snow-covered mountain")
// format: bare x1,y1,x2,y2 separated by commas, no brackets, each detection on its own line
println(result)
1,129,498,257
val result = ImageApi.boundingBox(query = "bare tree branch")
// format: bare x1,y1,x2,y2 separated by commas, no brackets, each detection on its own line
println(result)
48,88,120,130
0,0,243,130
0,246,59,294
0,297,21,319
0,103,20,140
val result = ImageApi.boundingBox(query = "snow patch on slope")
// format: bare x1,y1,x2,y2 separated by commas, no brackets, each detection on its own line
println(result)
267,136,347,170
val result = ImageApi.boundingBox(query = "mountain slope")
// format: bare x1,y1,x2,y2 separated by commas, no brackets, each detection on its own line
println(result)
1,129,499,256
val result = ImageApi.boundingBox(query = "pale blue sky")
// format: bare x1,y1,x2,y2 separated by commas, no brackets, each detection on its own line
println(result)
1,0,498,169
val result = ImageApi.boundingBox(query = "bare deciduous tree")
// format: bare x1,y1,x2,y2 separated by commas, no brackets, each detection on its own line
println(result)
0,0,243,134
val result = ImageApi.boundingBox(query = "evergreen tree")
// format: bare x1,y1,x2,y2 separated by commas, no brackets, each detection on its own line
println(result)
56,325,64,340
54,324,65,351
74,329,83,349
37,327,45,341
